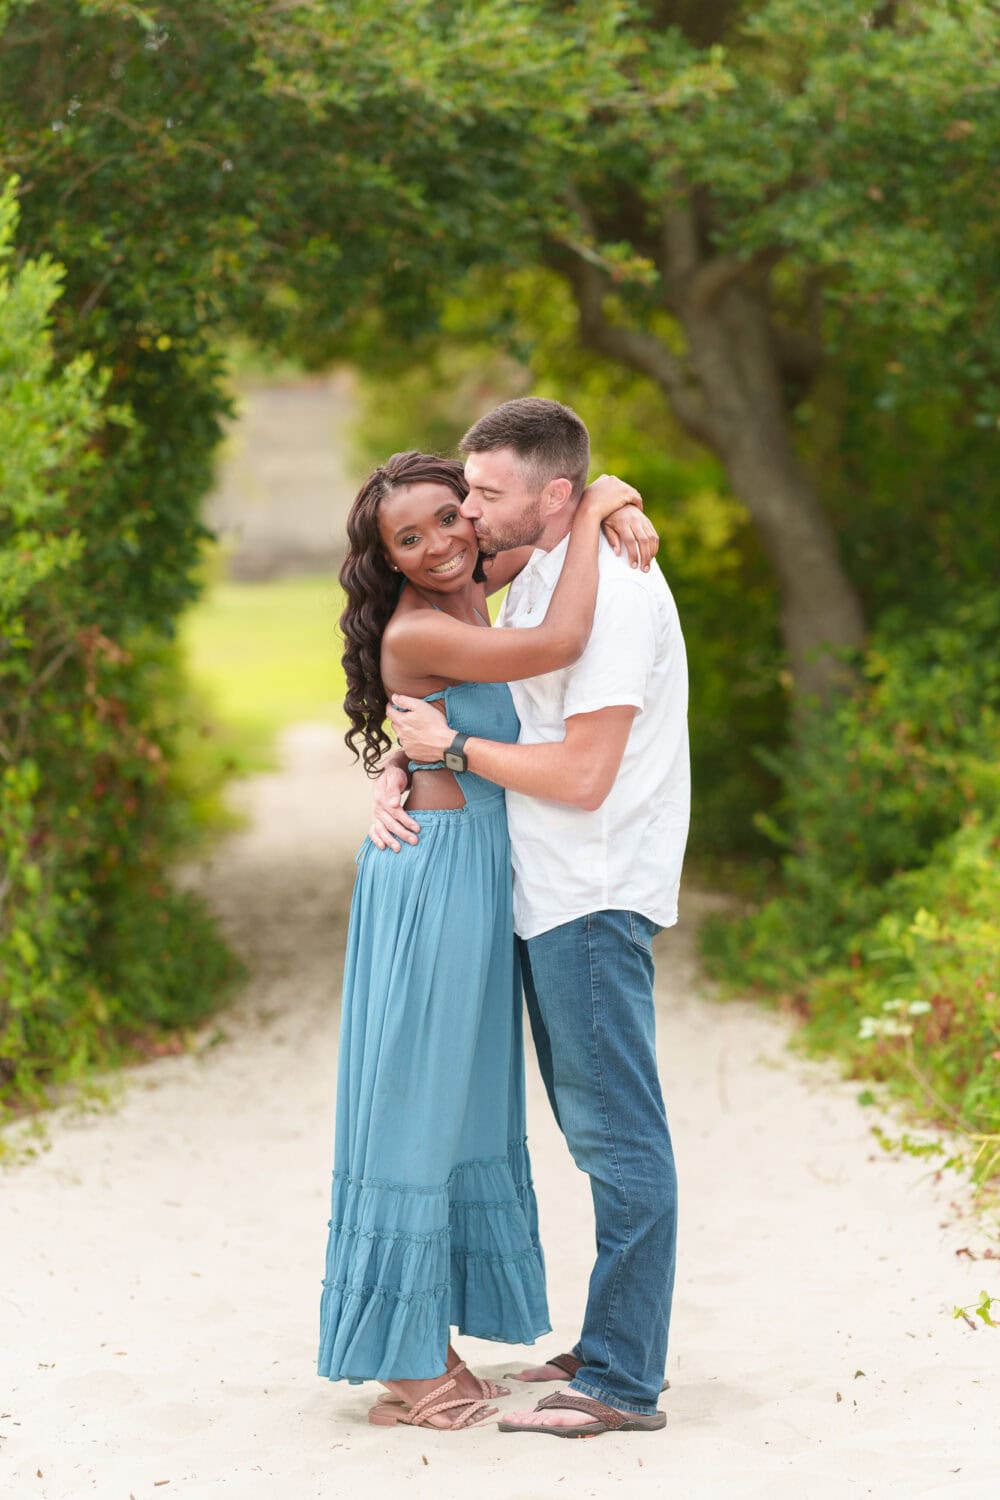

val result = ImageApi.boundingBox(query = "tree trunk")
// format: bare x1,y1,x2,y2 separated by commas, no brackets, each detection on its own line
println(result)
562,236,867,705
718,421,866,703
681,285,866,703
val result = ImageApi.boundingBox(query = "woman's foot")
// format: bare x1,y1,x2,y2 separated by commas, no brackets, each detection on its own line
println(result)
371,1371,497,1430
446,1344,510,1399
377,1344,509,1405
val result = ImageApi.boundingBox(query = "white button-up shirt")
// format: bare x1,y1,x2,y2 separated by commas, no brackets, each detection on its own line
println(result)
498,533,690,941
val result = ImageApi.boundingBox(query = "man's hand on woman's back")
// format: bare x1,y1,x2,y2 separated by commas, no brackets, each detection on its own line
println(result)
370,761,420,851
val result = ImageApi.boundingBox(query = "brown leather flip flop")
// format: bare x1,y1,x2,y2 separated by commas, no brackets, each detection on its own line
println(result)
530,1352,669,1393
498,1391,666,1437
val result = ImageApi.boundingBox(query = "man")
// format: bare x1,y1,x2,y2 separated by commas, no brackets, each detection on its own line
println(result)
374,397,690,1437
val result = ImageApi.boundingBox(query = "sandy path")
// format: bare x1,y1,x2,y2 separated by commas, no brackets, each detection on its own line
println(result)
2,725,997,1500
205,370,359,580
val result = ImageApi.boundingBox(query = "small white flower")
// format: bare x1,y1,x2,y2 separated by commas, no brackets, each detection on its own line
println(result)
858,1015,913,1041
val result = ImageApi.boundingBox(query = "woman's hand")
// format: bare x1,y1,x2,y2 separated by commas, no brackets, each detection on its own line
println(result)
369,762,420,851
387,696,454,766
580,472,643,523
603,503,659,571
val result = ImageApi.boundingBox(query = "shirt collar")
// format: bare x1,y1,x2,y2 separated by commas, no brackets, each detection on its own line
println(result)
524,532,571,588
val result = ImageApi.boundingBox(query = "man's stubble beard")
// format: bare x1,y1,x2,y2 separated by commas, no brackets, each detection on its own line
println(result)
476,496,545,555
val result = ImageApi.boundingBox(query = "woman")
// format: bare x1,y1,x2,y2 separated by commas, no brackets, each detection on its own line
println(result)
317,451,650,1431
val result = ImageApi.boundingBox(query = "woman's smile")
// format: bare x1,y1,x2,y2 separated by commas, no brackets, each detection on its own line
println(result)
427,547,469,576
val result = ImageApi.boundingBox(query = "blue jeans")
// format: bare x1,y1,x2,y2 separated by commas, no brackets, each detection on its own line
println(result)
519,910,676,1415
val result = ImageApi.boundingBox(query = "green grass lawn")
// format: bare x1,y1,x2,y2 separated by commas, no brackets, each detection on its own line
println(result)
180,573,348,770
180,568,507,780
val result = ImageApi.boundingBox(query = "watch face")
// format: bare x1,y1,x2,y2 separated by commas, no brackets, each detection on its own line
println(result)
444,750,464,772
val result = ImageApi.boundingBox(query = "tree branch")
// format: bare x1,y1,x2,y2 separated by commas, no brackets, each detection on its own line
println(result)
661,200,700,283
559,248,718,448
771,324,824,383
691,244,784,313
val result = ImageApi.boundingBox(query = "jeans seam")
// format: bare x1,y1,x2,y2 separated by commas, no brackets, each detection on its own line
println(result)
586,914,633,1372
627,909,653,954
568,1376,657,1417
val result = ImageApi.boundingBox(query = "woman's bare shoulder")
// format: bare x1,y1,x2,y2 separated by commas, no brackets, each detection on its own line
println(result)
379,602,443,689
380,597,434,644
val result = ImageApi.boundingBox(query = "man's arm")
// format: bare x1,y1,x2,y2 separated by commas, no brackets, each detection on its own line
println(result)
376,564,659,840
388,698,637,813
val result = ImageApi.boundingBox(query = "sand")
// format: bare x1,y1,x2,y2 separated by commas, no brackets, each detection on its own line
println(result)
2,723,997,1500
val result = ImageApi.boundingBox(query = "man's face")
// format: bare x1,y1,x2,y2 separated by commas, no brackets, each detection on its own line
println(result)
461,448,545,555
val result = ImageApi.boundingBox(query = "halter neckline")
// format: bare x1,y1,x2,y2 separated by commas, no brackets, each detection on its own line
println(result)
431,601,488,626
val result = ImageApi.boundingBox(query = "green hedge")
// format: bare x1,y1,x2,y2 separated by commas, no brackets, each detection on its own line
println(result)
0,185,238,1118
702,588,1000,1172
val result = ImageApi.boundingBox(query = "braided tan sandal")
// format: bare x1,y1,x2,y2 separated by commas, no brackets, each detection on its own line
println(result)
374,1358,510,1409
368,1374,496,1430
468,1370,511,1399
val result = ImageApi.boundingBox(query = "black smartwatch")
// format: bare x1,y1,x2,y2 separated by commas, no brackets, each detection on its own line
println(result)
443,732,470,773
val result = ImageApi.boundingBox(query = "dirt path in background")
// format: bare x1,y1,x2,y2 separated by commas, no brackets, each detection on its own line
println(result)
205,369,359,579
2,725,997,1500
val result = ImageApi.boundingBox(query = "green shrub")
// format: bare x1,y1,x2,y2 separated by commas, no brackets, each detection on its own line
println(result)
801,816,1000,1143
706,590,999,972
702,588,1000,1160
0,183,238,1117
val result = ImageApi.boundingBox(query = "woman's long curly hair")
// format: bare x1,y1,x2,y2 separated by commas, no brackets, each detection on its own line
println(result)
339,451,480,776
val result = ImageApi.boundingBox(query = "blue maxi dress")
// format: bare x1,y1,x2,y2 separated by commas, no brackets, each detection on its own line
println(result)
317,680,550,1382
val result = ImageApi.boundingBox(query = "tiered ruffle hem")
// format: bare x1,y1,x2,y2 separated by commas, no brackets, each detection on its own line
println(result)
318,1139,548,1382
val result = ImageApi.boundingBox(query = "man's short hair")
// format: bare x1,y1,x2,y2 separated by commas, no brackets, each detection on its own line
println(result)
460,397,590,500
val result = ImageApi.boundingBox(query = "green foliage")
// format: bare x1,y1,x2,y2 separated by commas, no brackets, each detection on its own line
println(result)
268,1,999,449
0,182,238,1116
244,0,998,713
702,589,1000,1158
8,2,990,403
180,572,348,773
808,816,1000,1145
1,0,996,1138
718,590,999,951
953,1292,998,1330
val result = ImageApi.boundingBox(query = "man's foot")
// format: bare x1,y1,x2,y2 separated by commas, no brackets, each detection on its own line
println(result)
498,1392,666,1437
510,1360,577,1381
501,1403,603,1431
509,1351,669,1392
508,1352,581,1383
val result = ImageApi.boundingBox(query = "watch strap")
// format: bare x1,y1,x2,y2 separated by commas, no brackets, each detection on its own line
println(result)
444,732,470,772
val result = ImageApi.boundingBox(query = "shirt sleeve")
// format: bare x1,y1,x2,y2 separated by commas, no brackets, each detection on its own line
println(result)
562,573,658,720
